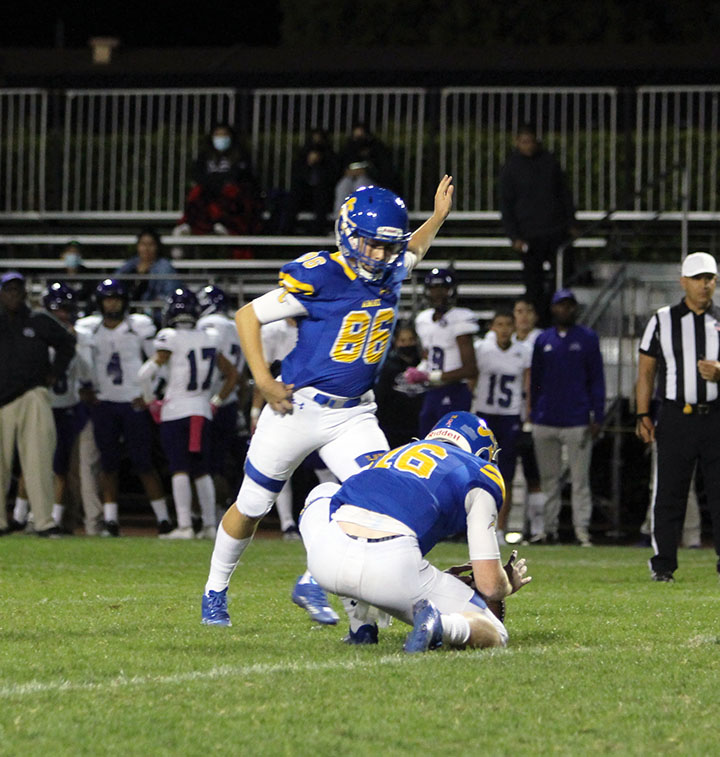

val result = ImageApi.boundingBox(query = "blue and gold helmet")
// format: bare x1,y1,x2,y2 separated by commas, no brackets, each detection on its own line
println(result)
335,185,411,283
425,411,499,462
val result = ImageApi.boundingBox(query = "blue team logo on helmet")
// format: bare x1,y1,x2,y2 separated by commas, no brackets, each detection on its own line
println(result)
335,185,411,283
164,287,200,328
425,411,499,462
198,284,228,316
43,281,77,318
424,267,456,296
95,278,129,316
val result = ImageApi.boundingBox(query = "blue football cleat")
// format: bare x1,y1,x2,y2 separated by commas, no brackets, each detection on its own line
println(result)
291,577,339,625
343,623,379,645
403,599,443,653
201,588,232,626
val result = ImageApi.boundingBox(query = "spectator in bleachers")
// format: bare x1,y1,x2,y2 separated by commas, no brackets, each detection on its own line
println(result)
58,241,96,314
288,128,340,235
115,228,180,311
337,122,399,195
171,123,264,260
499,123,578,325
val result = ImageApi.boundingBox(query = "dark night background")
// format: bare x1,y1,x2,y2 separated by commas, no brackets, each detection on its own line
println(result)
2,1,720,88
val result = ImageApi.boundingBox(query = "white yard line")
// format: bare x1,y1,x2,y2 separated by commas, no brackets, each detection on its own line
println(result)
0,654,435,699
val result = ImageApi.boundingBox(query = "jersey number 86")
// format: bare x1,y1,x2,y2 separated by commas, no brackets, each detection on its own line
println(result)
330,308,395,365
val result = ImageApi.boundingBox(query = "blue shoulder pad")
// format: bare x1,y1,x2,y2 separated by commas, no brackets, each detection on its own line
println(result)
279,250,356,300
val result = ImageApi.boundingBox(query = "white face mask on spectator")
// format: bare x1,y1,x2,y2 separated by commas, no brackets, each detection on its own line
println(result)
212,135,231,152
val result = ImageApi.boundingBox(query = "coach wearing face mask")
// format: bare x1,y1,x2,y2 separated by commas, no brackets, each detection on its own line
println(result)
171,122,264,258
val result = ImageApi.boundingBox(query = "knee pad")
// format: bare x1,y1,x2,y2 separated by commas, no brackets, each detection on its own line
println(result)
234,476,281,519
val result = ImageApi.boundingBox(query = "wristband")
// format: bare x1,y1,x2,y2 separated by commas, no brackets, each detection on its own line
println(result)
210,394,223,408
428,369,443,386
250,406,261,420
636,412,651,420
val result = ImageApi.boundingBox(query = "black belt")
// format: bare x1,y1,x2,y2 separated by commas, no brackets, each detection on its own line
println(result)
346,533,403,543
664,399,720,415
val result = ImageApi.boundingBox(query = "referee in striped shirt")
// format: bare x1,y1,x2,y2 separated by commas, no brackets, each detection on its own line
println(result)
636,251,720,582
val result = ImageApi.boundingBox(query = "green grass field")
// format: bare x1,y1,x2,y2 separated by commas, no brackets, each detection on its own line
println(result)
1,535,719,756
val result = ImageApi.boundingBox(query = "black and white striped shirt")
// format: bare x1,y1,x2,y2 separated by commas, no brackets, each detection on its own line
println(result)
639,299,720,404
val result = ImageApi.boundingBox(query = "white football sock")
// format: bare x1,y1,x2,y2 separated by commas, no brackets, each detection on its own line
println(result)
205,523,253,593
52,504,64,527
194,475,216,527
441,613,471,646
149,497,170,524
13,497,29,523
103,502,118,523
275,481,296,531
171,474,193,529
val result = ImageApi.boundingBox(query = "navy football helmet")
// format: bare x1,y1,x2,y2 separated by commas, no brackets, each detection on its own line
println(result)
95,278,129,318
43,281,77,320
335,185,411,283
424,267,456,296
164,287,200,328
197,284,228,316
425,411,499,462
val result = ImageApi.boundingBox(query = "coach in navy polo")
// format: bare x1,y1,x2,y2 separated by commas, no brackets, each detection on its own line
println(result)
636,251,720,582
529,289,605,546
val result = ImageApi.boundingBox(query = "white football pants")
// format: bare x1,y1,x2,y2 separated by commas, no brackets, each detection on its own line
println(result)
299,483,508,642
235,387,388,519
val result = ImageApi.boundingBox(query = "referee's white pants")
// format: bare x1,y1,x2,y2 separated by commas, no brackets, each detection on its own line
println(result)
235,387,388,519
532,424,593,535
299,486,508,643
0,387,56,532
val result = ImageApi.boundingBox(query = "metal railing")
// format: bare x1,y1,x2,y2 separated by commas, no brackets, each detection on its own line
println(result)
61,88,236,213
0,89,47,213
3,85,720,217
251,88,427,209
439,87,618,213
635,86,720,213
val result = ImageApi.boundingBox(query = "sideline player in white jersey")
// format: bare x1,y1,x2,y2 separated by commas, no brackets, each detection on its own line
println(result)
473,309,531,544
201,176,454,628
139,288,238,540
407,268,479,436
78,279,171,536
196,285,247,514
510,297,546,542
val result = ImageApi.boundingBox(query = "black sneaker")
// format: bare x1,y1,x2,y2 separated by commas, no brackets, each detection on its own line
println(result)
8,518,27,533
101,520,120,537
651,571,674,583
37,526,62,539
157,519,173,535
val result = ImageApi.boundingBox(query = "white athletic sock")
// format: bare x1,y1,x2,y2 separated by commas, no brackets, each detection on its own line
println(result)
441,613,471,646
341,595,366,633
103,502,118,523
275,481,296,531
171,474,193,529
204,523,253,593
149,497,170,524
527,492,546,537
13,497,29,523
52,504,64,527
194,475,216,527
